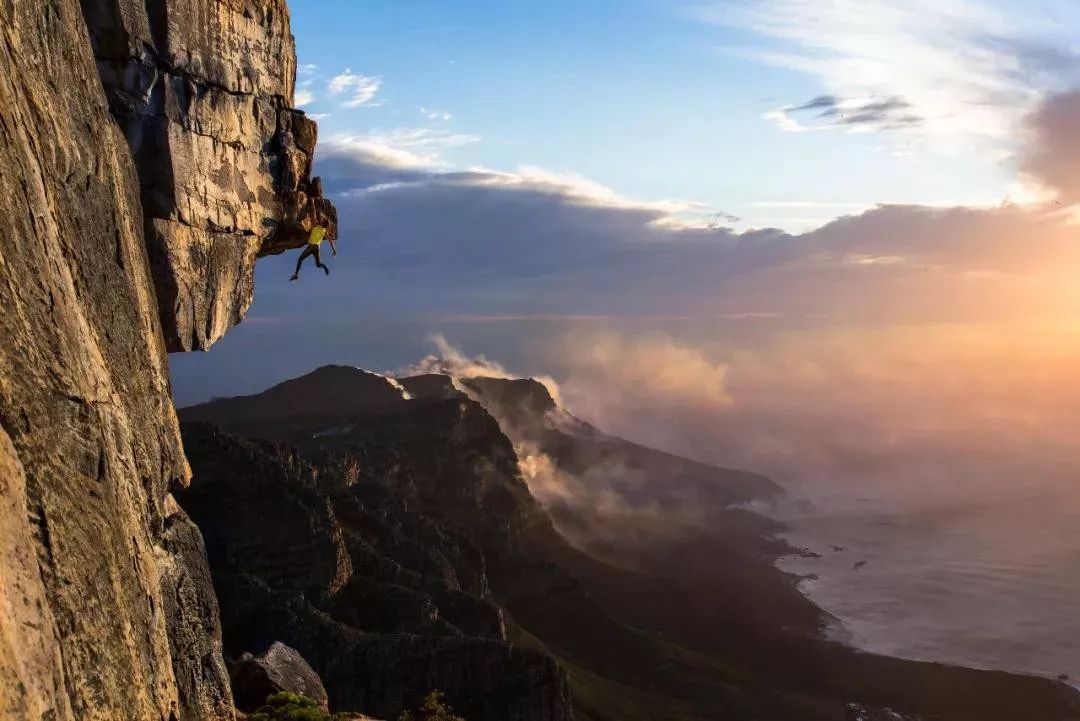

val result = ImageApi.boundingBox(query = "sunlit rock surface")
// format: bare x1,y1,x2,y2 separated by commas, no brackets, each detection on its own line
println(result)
0,2,221,717
83,0,337,350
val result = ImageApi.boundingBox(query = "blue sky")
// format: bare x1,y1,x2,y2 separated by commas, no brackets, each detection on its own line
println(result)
287,0,1078,231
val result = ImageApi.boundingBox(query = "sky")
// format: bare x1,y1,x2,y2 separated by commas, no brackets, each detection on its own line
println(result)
287,0,1080,230
171,0,1080,508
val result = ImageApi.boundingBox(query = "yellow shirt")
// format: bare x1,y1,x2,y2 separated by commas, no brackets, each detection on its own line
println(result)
308,225,327,246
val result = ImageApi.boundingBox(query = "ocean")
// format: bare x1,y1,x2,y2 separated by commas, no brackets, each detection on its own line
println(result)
776,491,1080,682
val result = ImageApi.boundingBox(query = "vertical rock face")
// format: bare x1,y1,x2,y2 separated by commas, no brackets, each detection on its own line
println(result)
159,499,236,720
81,0,337,351
0,1,216,718
0,0,327,719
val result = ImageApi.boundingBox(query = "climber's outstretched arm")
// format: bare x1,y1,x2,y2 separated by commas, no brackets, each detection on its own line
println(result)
329,237,338,257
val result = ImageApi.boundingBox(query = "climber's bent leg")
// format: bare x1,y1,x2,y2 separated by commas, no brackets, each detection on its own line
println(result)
312,247,329,275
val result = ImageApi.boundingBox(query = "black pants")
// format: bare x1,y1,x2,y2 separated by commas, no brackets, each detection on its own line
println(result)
294,244,326,275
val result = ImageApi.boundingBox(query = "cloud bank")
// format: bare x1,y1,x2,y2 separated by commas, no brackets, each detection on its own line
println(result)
308,136,1078,329
541,323,1080,511
1021,89,1080,204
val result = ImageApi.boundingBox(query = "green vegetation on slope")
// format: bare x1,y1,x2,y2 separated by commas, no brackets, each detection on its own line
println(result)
249,691,466,721
249,692,333,721
398,691,467,721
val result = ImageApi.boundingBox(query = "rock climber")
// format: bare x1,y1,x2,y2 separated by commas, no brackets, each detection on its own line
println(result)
290,215,336,281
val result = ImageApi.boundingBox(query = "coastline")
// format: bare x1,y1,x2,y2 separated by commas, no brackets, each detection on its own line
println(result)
773,500,1080,684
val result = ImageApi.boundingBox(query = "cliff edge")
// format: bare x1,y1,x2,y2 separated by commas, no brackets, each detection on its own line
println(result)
0,0,332,719
83,0,337,351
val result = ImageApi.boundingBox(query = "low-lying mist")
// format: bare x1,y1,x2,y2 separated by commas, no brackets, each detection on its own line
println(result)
543,323,1080,513
422,320,1080,517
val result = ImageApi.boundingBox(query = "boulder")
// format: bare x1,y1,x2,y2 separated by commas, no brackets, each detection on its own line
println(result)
230,642,329,712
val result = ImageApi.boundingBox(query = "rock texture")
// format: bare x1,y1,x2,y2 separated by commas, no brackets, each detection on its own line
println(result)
82,0,337,351
0,0,328,719
159,498,235,720
214,575,567,721
0,2,207,718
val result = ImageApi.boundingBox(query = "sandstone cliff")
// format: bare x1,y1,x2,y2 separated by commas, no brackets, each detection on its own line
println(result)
82,0,337,351
0,0,330,719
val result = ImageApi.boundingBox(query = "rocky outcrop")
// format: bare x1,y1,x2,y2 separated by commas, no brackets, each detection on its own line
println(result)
159,499,234,720
82,0,337,351
0,0,329,719
214,575,568,721
230,642,329,712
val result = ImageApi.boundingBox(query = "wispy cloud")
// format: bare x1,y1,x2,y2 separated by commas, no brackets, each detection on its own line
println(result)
320,128,482,169
766,94,922,133
753,201,876,210
328,69,383,108
318,136,726,230
297,63,319,89
461,165,714,221
295,89,315,106
420,107,453,121
697,0,1080,145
